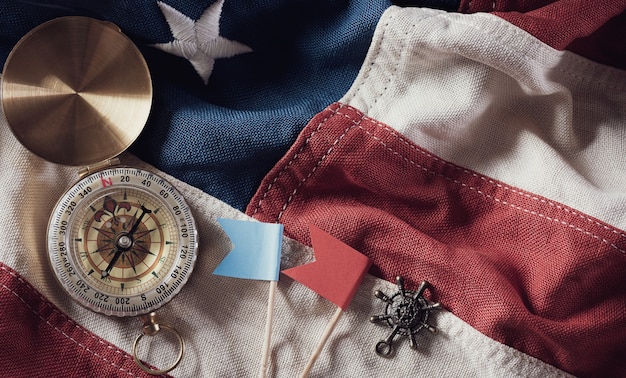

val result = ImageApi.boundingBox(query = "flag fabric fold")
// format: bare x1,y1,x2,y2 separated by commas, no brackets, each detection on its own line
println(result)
0,1,625,377
247,6,626,377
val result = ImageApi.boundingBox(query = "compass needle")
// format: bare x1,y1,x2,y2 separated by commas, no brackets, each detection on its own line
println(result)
101,247,122,279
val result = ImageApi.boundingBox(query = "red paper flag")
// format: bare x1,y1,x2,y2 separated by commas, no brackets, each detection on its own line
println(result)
282,225,372,310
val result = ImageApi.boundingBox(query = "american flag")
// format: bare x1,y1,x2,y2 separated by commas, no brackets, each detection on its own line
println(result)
0,0,625,376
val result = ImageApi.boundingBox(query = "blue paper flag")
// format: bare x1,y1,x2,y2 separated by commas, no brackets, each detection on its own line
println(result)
213,218,283,281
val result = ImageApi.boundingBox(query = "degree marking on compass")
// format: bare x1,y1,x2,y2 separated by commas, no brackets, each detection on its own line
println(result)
151,271,159,278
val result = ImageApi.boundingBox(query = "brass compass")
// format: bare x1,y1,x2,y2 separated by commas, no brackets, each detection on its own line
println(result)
2,16,198,375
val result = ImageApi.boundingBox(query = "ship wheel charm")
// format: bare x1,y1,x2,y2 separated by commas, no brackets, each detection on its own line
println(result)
370,276,442,357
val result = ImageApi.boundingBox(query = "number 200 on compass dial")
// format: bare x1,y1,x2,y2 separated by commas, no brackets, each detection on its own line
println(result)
47,167,198,317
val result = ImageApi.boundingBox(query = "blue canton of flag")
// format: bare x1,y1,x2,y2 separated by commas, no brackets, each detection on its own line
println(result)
0,0,390,211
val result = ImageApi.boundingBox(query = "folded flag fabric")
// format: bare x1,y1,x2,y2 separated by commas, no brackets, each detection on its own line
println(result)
282,225,372,310
0,0,621,215
0,1,625,377
248,6,626,377
213,218,283,281
460,0,626,69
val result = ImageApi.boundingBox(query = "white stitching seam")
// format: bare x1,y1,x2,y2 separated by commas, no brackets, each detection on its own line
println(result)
277,110,364,221
252,104,345,216
0,265,141,377
357,109,626,242
266,104,626,255
357,123,626,255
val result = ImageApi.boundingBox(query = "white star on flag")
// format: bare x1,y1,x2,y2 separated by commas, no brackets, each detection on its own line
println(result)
153,0,252,84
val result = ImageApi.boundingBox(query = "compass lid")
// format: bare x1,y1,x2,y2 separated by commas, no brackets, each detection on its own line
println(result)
1,16,152,167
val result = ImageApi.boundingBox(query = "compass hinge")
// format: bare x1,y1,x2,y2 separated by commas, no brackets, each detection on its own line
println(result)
78,158,120,178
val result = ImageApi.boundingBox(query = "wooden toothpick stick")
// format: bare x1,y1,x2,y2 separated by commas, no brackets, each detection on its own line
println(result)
259,280,278,378
299,307,344,378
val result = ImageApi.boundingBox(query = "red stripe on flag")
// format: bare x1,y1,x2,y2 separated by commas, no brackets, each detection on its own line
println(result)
247,102,626,377
0,262,165,377
458,0,626,69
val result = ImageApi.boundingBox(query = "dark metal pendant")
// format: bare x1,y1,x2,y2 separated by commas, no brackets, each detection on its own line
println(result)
370,276,442,357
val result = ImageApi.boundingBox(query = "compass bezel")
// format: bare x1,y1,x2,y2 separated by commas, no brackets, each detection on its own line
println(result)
46,167,198,317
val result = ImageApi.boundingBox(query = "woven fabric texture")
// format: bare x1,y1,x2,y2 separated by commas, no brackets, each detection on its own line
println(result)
248,7,626,377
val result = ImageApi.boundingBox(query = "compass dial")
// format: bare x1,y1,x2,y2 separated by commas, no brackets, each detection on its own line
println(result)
47,167,198,317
